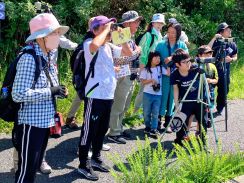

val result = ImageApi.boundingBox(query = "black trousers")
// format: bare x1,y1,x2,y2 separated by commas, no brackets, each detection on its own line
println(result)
176,102,207,142
15,124,49,183
79,98,113,167
216,68,230,113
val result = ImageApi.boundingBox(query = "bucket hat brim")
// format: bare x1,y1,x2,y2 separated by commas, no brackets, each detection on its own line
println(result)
122,16,143,24
25,25,69,43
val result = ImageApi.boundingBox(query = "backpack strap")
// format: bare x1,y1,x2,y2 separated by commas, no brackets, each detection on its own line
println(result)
149,33,155,48
83,51,99,97
88,51,99,79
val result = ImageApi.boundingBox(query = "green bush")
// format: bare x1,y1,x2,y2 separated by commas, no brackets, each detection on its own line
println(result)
111,136,244,183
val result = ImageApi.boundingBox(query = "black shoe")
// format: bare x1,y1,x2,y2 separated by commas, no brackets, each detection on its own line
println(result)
77,166,98,181
91,159,110,172
150,129,160,138
144,127,151,134
121,131,131,139
213,111,222,118
174,139,183,147
157,121,162,131
207,120,212,128
108,135,126,144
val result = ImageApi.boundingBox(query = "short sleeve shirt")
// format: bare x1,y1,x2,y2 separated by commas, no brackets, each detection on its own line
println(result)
140,66,162,95
83,39,122,99
170,69,199,100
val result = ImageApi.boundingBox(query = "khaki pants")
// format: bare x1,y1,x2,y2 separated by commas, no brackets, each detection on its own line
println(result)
134,82,144,112
109,76,134,136
67,93,82,118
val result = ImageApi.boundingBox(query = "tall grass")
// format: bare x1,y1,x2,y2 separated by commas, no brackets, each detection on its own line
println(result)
111,136,244,183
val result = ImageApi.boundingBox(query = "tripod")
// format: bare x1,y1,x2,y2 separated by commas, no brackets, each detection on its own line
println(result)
160,63,219,145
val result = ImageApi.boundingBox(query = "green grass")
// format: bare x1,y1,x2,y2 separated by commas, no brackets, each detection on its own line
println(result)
229,40,244,99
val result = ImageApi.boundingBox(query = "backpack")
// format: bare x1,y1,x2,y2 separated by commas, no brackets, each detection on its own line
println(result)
0,46,41,122
70,42,99,100
135,30,155,48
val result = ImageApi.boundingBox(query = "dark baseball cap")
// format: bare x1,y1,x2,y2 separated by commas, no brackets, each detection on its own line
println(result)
90,15,116,31
198,45,213,55
217,22,232,33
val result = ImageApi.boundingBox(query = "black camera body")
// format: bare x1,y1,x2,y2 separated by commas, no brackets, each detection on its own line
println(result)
195,57,216,64
152,83,160,92
130,73,138,81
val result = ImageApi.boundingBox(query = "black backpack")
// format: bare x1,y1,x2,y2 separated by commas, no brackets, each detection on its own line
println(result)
70,42,99,100
0,46,41,122
135,30,155,48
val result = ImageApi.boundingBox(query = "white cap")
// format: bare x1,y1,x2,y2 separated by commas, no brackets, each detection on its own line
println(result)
151,13,165,24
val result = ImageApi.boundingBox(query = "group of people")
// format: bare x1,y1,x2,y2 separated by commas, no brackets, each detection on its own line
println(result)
10,7,237,183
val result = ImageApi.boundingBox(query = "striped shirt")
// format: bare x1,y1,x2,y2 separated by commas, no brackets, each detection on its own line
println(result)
12,43,59,128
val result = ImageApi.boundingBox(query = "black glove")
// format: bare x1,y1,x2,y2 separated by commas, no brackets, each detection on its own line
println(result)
50,85,67,98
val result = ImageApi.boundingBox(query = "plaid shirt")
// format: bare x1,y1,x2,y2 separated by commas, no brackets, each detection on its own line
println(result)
113,39,140,74
12,43,59,128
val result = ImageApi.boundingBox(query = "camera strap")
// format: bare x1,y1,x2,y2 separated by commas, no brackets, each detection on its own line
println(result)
39,56,57,111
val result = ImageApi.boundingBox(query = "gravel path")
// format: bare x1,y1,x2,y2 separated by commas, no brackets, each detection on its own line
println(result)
0,100,243,183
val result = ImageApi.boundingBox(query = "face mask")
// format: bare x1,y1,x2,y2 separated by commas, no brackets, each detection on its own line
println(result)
45,34,60,50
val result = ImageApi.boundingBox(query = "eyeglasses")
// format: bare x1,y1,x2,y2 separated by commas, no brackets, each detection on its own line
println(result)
180,59,191,64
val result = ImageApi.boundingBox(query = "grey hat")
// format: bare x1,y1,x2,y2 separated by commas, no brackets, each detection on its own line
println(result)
168,18,178,24
217,22,232,33
122,10,143,23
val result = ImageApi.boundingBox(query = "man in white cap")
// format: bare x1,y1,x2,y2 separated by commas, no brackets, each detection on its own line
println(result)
12,13,69,183
108,10,142,144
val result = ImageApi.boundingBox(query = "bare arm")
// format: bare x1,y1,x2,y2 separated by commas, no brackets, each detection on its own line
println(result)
89,23,111,53
141,78,156,85
173,84,179,109
120,42,134,57
208,34,222,48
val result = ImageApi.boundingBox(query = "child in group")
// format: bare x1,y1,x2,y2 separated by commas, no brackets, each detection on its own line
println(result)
140,52,167,138
170,49,208,146
185,45,218,139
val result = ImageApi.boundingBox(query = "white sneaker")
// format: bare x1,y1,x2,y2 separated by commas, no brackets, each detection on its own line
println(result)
40,161,52,174
88,151,92,158
102,144,110,151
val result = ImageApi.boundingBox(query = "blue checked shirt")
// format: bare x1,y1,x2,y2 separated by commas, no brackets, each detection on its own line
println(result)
12,43,59,128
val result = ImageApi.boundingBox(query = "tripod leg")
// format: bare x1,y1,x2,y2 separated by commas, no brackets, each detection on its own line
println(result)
203,74,218,145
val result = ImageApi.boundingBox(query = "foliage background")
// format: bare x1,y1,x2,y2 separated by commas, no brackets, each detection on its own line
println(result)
0,0,243,132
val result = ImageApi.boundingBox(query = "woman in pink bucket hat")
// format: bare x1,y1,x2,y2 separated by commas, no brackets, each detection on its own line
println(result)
12,13,69,183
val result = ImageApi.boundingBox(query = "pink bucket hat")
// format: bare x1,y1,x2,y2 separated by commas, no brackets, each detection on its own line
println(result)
25,13,69,43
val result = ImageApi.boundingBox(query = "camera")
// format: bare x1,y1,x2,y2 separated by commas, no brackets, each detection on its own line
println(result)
167,61,174,68
195,57,216,64
152,83,160,92
130,73,138,81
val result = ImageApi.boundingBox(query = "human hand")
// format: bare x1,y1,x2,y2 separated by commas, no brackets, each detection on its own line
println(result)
164,56,172,64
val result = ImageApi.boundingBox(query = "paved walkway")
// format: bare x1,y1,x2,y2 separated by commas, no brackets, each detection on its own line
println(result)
0,100,243,183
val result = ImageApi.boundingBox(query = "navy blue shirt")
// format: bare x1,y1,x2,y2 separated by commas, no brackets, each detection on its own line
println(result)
170,68,199,100
212,40,238,75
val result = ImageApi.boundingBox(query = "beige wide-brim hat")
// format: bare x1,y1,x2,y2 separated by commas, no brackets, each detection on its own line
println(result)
25,13,69,43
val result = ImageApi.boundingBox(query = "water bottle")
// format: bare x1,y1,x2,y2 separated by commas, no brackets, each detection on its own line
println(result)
1,87,8,99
